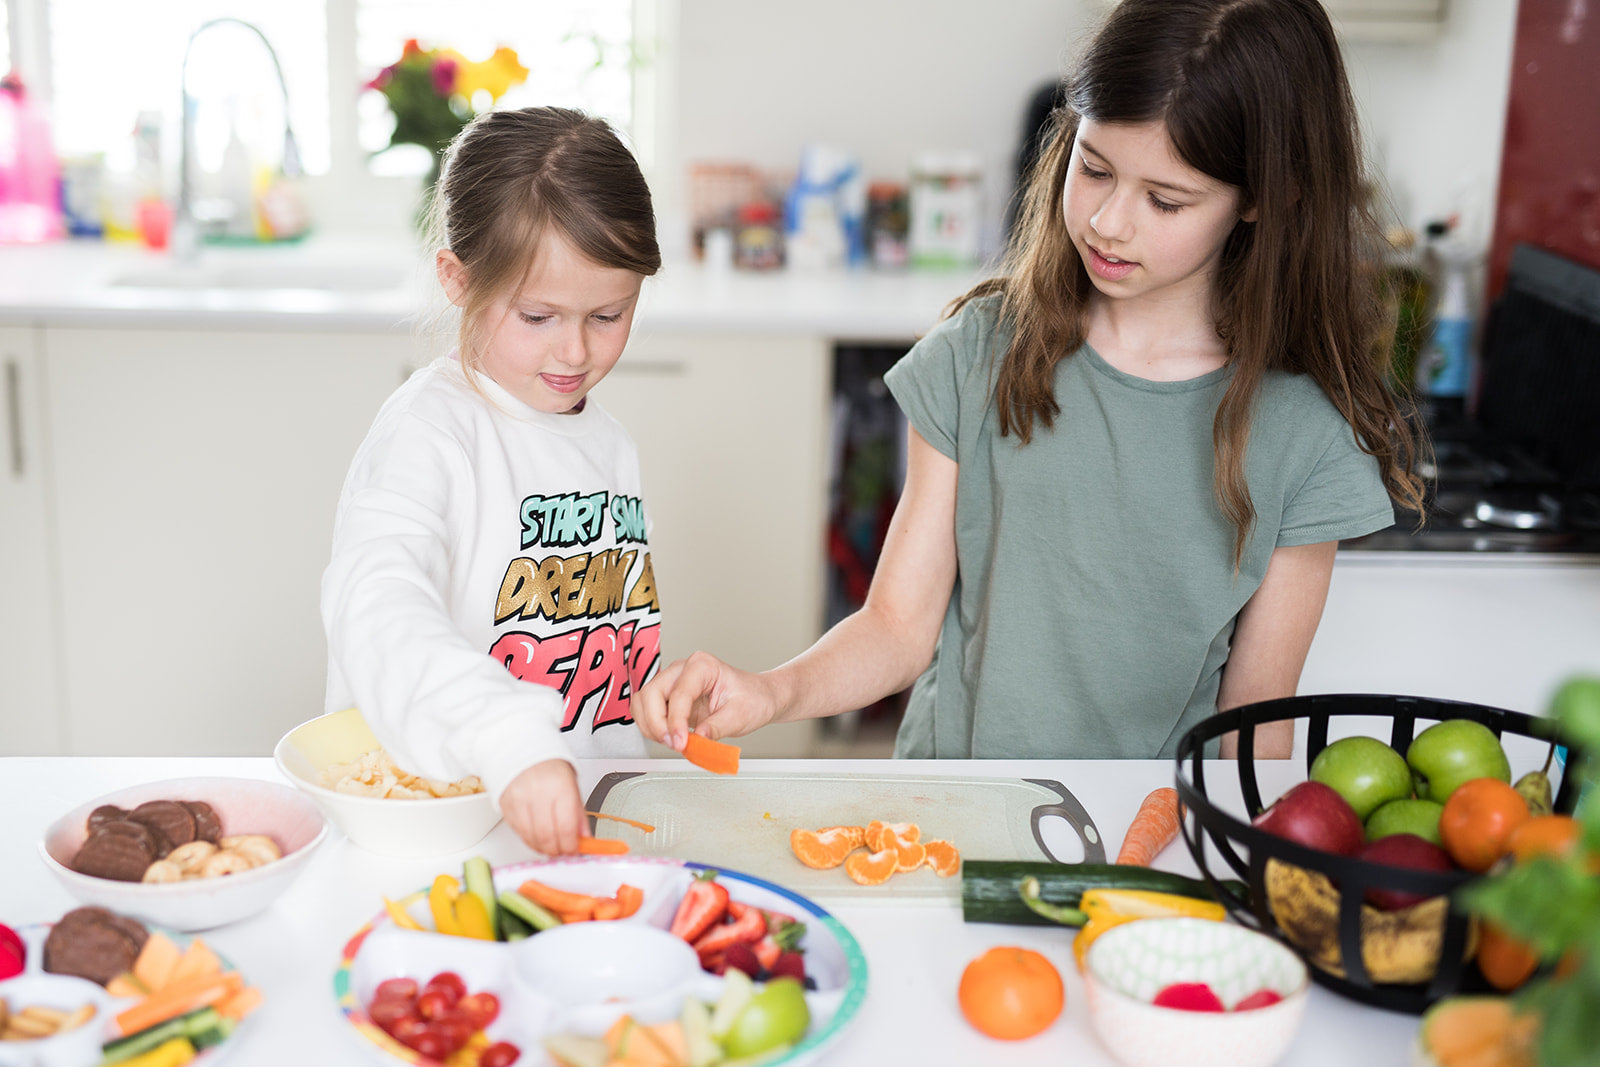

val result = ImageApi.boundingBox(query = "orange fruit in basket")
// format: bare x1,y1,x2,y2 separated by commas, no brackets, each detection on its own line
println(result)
923,840,961,877
790,826,865,869
958,946,1064,1040
1505,813,1581,864
1439,778,1531,872
844,847,898,886
1475,920,1540,992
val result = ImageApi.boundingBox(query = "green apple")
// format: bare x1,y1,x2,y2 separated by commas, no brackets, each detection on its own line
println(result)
1309,735,1414,821
1365,797,1445,844
1406,719,1511,802
720,977,810,1059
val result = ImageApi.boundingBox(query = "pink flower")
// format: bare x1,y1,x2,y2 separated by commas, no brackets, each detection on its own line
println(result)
431,57,458,97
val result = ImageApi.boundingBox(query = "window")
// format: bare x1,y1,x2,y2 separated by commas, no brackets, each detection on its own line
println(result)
5,0,638,219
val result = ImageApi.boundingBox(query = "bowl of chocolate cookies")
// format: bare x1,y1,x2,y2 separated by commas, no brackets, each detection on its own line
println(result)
38,777,327,931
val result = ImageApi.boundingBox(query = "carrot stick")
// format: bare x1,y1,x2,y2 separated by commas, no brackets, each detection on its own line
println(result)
518,878,607,915
593,897,624,921
577,837,630,855
114,970,244,1037
683,733,740,775
586,811,657,833
1117,787,1183,866
614,883,644,919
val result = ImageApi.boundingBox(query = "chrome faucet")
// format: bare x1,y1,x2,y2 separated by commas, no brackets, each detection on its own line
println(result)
172,17,303,259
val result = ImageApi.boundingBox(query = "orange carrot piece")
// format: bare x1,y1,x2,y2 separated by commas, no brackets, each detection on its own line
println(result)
614,883,644,918
554,908,594,924
1117,786,1183,866
519,878,608,919
586,811,657,833
593,897,624,921
114,969,244,1037
683,732,740,775
215,985,264,1021
577,836,631,855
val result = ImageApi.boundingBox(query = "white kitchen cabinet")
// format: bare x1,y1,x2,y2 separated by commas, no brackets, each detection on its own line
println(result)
37,326,419,756
0,326,64,752
594,330,833,757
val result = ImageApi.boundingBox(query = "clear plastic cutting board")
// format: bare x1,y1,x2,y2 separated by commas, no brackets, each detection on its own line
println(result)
583,771,1105,903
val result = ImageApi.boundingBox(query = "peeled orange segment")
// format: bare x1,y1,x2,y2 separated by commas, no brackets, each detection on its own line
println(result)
922,839,961,877
790,826,864,869
865,820,920,852
887,830,927,873
844,847,898,886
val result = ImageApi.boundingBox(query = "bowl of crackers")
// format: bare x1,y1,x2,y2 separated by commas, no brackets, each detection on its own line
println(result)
38,777,327,932
273,707,501,857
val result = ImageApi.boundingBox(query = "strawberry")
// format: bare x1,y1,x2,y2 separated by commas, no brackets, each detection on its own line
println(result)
1233,988,1285,1011
767,951,806,984
722,942,762,979
1152,982,1226,1012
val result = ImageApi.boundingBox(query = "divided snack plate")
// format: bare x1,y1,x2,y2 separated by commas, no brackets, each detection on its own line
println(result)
0,924,250,1067
335,857,870,1067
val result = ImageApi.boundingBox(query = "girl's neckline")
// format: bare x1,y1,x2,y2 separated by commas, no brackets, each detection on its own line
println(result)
1078,342,1232,391
446,353,602,431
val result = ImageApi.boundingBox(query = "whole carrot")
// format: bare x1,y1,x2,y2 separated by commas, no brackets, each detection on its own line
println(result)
1117,787,1183,866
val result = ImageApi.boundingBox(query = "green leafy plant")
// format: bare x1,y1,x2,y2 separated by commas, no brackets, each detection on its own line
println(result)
1460,676,1600,1064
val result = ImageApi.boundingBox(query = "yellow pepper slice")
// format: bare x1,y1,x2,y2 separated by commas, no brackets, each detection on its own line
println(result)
1072,888,1226,972
453,890,495,940
383,895,425,931
429,874,465,937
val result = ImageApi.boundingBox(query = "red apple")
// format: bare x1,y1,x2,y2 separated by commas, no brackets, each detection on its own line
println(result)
1253,781,1365,856
1356,833,1456,910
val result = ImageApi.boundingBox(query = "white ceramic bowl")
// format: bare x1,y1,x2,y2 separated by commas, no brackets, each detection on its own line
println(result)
273,708,501,857
1083,918,1310,1067
0,971,119,1067
39,776,326,932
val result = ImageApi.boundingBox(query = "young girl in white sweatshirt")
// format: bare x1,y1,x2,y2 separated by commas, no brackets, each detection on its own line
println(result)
323,107,662,855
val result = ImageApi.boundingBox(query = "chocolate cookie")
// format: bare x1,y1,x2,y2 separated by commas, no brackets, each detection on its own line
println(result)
43,907,147,987
71,820,158,882
181,800,223,844
129,800,197,854
86,804,130,831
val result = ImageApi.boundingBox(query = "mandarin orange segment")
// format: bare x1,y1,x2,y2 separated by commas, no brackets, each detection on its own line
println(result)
865,820,920,851
886,828,927,872
844,847,898,886
922,839,961,877
789,826,863,869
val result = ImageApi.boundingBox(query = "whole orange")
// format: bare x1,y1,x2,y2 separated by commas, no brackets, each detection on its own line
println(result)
958,946,1065,1040
1506,813,1581,864
1439,777,1531,872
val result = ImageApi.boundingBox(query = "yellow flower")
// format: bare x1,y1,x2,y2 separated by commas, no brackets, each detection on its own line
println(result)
454,46,530,102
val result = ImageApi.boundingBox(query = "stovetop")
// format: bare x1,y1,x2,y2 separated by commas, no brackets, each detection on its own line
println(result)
1341,421,1600,554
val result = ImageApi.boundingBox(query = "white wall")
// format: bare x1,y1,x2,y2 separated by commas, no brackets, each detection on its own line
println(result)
652,0,1515,264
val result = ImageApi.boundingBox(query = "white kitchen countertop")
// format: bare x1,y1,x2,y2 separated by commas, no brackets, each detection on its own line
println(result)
0,238,986,340
3,755,1429,1067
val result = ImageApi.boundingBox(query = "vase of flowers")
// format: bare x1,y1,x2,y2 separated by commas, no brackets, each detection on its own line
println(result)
366,39,530,190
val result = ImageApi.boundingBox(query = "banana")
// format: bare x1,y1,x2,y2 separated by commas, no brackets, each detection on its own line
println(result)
1264,859,1477,985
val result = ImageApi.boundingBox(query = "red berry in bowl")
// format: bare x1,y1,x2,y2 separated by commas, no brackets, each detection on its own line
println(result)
1152,981,1226,1012
1233,988,1285,1010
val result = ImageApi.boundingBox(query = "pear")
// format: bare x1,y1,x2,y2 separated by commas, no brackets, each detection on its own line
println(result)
1513,769,1553,816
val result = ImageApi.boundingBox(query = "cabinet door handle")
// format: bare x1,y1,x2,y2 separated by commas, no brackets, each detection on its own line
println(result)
4,357,22,478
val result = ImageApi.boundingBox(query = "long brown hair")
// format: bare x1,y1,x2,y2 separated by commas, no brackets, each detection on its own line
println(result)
426,107,661,372
958,0,1425,564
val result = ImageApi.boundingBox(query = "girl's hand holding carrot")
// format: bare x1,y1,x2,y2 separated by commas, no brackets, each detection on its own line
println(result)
499,758,587,856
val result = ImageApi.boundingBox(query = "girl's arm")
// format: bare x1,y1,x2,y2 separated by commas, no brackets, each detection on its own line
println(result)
1215,540,1339,759
634,428,959,748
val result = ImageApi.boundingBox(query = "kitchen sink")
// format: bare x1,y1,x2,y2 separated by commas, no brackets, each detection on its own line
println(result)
110,261,410,294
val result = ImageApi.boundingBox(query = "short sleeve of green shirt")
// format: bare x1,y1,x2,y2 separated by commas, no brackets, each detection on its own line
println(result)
883,295,1394,760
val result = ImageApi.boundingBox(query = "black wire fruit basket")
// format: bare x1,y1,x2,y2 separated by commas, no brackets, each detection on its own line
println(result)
1174,693,1582,1015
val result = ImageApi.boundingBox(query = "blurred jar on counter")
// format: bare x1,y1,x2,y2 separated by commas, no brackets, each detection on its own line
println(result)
0,75,64,244
735,200,783,271
908,152,982,269
866,181,909,270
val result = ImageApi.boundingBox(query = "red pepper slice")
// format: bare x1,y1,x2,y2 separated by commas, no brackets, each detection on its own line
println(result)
669,871,730,943
692,899,768,959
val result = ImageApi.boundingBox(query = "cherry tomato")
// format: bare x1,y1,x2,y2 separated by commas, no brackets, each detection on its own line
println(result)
373,977,419,1003
408,1029,452,1060
424,971,468,1002
390,1015,429,1048
368,997,417,1034
481,1041,522,1067
416,988,457,1020
454,991,501,1030
427,1018,474,1054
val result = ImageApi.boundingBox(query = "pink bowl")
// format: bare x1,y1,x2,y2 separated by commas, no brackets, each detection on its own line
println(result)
39,776,327,931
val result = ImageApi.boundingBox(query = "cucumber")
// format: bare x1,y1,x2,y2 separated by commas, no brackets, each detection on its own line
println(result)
961,861,1246,926
100,1007,228,1065
497,888,561,932
462,856,500,939
498,905,535,941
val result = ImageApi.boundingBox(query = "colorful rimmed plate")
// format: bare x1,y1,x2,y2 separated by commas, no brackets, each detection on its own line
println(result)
0,923,252,1067
334,856,870,1067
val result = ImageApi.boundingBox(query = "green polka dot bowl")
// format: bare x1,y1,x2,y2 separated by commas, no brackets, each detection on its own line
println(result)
1083,917,1310,1067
